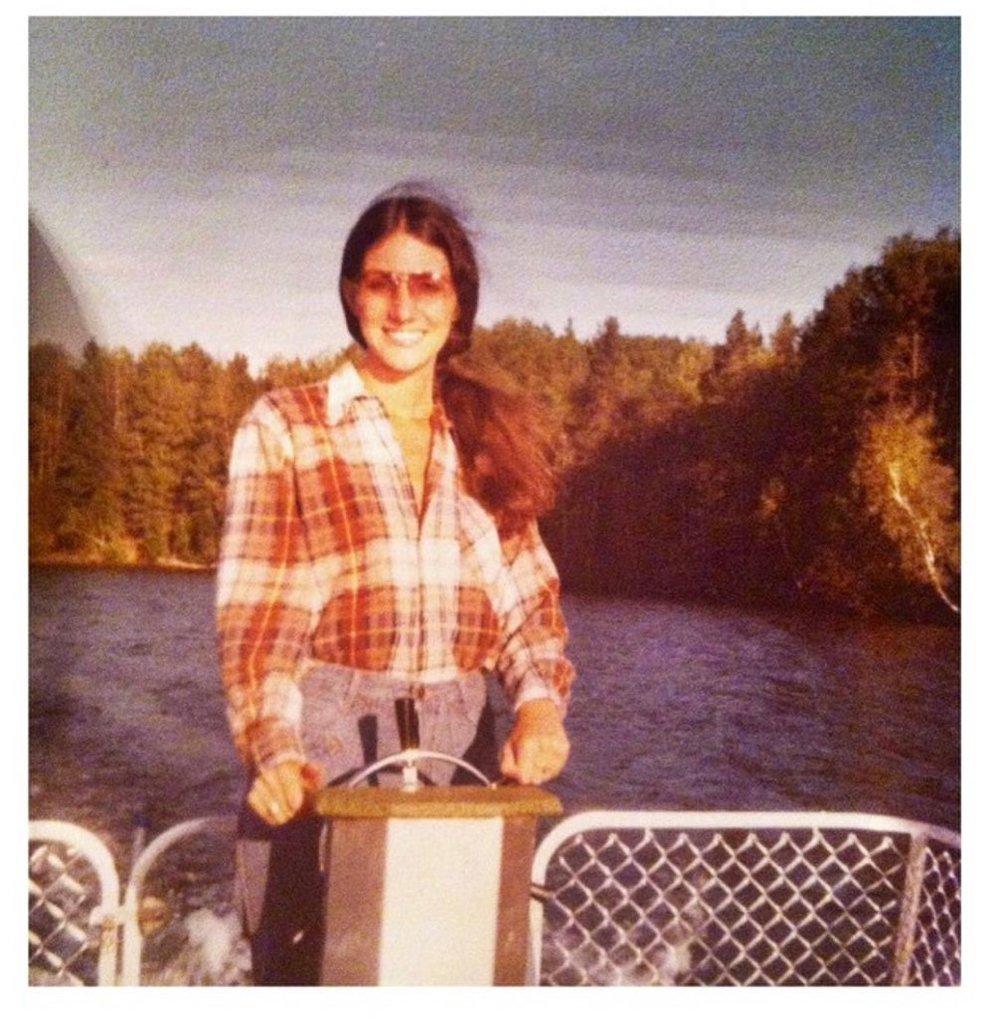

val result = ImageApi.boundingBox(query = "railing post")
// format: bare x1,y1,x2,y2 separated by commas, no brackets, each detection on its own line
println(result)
119,815,235,985
118,882,142,985
892,831,928,985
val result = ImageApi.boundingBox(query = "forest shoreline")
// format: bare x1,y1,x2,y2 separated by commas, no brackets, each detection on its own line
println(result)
27,552,958,627
29,553,211,572
30,231,959,622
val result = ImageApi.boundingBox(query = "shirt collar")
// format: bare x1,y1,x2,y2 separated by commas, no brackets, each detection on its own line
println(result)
325,354,372,425
324,352,454,433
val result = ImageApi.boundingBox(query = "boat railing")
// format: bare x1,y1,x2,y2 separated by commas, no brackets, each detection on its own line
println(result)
29,809,960,986
118,815,237,986
530,810,960,986
28,820,122,986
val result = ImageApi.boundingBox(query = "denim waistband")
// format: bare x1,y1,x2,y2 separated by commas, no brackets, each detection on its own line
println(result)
302,662,485,708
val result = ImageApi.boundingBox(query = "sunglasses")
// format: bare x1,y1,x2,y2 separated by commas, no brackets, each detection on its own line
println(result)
354,270,455,302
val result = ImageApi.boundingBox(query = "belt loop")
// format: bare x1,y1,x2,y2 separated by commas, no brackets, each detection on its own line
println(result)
345,669,362,707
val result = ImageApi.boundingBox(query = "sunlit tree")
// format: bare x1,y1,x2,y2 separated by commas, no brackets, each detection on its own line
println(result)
854,408,959,612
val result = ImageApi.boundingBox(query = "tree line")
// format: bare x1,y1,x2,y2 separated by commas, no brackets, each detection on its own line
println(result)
29,230,959,620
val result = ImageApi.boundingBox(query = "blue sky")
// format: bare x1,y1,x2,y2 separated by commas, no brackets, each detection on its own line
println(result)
29,17,959,368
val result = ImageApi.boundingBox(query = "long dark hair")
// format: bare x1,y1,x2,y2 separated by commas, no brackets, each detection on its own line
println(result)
339,185,556,535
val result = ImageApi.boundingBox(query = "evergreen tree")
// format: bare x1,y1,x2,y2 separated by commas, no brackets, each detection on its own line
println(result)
770,312,799,360
29,343,75,554
124,344,193,561
54,341,130,556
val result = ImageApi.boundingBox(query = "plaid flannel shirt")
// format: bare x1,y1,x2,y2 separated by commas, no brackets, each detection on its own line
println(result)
216,358,575,770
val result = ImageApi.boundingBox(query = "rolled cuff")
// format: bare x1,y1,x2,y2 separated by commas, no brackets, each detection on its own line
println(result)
511,671,568,719
230,671,306,771
247,718,307,771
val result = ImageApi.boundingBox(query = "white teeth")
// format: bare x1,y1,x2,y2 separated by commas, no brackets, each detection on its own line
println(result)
386,331,423,347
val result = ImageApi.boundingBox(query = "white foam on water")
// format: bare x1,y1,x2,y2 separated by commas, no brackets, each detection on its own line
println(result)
153,907,252,986
546,903,705,986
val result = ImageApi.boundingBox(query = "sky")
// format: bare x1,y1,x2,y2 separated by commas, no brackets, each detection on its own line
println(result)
29,16,959,369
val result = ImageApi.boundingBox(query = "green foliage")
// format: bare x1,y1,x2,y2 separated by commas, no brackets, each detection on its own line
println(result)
260,350,350,390
465,319,588,419
853,408,959,606
567,317,710,463
30,339,262,567
785,231,960,615
769,312,799,360
27,230,959,619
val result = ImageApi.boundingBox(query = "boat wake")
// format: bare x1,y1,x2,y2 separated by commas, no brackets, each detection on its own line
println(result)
148,906,251,986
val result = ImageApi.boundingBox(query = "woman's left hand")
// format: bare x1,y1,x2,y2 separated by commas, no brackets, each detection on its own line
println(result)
500,698,570,785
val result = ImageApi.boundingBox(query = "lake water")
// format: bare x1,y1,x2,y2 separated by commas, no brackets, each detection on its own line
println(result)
29,566,960,855
28,566,961,984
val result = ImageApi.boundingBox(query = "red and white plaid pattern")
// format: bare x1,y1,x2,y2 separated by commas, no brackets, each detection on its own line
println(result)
217,359,575,769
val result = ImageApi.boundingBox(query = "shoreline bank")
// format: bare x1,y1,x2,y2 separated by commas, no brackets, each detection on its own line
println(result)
30,554,213,572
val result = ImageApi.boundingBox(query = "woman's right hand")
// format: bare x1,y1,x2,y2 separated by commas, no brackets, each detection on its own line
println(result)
247,760,324,826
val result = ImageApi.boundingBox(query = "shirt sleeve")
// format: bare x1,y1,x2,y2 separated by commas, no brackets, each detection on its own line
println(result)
493,521,576,716
216,397,320,771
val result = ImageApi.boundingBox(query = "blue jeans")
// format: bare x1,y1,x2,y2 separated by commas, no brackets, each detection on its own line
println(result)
234,667,497,985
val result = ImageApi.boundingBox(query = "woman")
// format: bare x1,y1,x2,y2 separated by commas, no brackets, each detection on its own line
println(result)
216,185,575,984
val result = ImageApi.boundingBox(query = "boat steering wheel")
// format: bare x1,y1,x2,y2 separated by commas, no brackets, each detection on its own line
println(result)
347,749,492,789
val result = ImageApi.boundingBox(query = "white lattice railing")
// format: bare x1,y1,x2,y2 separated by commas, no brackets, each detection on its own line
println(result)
29,816,241,986
30,810,960,986
29,820,121,986
529,811,960,986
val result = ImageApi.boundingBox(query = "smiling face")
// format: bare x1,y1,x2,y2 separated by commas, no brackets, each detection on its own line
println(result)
346,229,459,386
